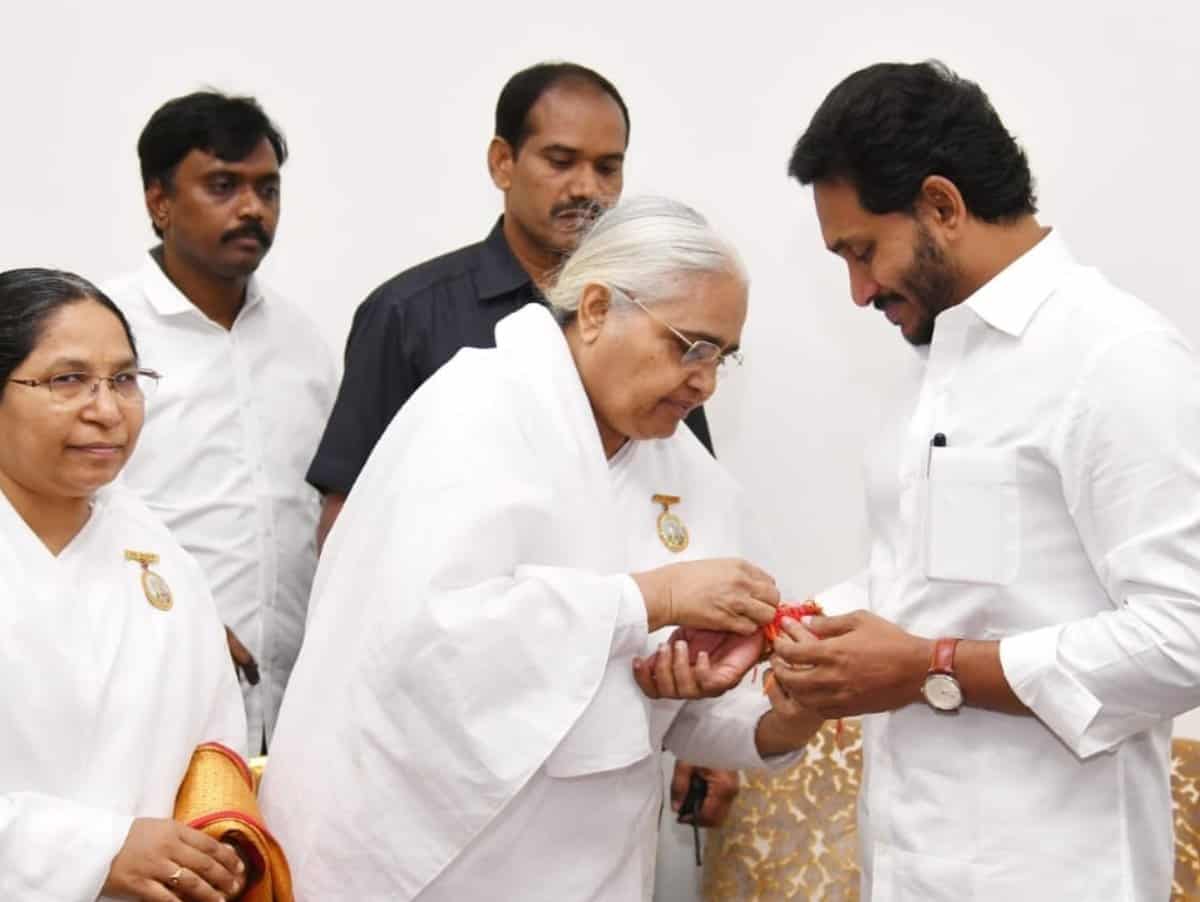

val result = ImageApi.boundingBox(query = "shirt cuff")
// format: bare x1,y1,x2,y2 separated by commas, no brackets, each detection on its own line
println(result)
1000,626,1106,757
610,574,650,658
304,455,361,496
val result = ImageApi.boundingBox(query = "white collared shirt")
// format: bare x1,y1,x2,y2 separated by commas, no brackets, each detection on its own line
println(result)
844,231,1200,900
106,255,336,746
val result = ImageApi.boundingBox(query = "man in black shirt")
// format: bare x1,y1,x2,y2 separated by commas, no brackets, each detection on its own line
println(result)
308,61,712,540
306,61,733,846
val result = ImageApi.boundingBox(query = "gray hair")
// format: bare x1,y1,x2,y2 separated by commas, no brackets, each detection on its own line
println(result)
544,195,747,324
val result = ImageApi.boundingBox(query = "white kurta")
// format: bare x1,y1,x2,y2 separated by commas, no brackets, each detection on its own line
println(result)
837,232,1200,900
261,305,792,901
0,484,246,902
107,256,338,745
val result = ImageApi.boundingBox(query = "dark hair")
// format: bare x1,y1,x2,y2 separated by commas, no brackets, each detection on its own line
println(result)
495,62,630,155
138,91,287,236
789,60,1036,223
0,269,138,399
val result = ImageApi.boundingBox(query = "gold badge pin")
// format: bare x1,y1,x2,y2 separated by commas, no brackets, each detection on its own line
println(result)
124,550,173,611
652,494,689,553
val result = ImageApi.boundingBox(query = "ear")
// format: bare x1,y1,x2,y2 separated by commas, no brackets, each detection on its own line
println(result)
144,180,172,235
916,175,966,236
574,283,613,344
487,137,515,191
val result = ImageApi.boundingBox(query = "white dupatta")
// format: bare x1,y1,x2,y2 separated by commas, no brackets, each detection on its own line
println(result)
263,306,658,899
0,485,245,901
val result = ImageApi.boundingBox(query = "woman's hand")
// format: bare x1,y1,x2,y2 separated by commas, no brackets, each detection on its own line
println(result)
633,627,764,699
102,817,246,902
633,558,779,634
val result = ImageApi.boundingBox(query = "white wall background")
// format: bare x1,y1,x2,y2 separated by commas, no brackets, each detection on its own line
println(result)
5,1,1200,730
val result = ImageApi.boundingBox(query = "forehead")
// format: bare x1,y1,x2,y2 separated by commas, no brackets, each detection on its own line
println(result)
813,180,908,249
175,137,281,179
26,300,135,367
523,83,628,151
652,271,748,341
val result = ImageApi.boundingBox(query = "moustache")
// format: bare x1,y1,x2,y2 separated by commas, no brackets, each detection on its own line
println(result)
551,200,606,220
221,222,272,248
872,292,905,310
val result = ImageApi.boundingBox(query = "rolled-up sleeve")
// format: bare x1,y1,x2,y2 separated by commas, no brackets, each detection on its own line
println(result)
1002,329,1200,758
663,681,803,772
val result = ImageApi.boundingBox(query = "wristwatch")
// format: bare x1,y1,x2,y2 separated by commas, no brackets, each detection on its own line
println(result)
921,637,963,712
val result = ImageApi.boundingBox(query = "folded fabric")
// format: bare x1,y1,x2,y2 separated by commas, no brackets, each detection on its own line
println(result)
174,742,293,902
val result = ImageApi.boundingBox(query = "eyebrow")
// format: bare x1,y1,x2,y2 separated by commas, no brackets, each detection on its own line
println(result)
676,328,740,353
827,238,847,255
42,356,137,372
540,144,625,162
203,163,280,181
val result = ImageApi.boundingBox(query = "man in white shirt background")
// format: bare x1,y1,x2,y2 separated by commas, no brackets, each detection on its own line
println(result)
771,60,1200,899
107,92,337,752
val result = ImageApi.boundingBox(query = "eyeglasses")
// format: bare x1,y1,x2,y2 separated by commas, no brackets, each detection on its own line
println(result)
614,289,744,369
8,369,161,405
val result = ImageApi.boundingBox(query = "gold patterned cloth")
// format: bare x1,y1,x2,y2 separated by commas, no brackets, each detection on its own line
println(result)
704,720,863,901
174,743,294,902
704,724,1200,901
1174,737,1200,900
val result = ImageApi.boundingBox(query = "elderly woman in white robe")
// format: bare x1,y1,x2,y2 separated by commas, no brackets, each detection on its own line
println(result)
0,269,249,902
260,197,823,900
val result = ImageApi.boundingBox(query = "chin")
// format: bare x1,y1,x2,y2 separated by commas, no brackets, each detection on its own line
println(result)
217,256,266,278
648,417,684,439
902,321,936,347
74,462,125,493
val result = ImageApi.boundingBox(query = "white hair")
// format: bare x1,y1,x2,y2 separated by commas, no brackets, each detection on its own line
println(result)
543,195,747,323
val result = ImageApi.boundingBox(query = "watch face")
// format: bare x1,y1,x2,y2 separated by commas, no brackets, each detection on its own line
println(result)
923,673,963,711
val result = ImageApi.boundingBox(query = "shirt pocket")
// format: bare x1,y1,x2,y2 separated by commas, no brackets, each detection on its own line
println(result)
924,447,1020,585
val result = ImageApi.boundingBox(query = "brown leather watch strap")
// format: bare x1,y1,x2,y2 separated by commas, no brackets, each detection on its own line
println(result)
929,637,961,675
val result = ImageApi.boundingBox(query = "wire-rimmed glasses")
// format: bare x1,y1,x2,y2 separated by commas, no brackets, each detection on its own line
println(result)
8,368,162,405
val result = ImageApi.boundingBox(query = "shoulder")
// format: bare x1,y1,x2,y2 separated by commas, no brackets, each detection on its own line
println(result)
99,483,186,550
99,483,205,570
102,267,153,317
1040,265,1187,357
352,344,537,496
397,343,518,428
98,484,224,617
1035,268,1200,444
355,237,489,318
253,284,335,357
380,339,546,454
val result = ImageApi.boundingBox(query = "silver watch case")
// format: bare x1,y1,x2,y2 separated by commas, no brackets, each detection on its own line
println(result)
922,672,963,712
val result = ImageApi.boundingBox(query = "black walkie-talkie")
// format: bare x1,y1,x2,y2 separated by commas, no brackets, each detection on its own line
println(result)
676,772,708,866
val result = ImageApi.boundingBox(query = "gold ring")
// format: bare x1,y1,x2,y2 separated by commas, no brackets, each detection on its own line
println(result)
168,866,184,887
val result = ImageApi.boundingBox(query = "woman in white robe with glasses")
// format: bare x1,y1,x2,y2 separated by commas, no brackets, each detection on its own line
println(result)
262,197,824,900
0,269,249,902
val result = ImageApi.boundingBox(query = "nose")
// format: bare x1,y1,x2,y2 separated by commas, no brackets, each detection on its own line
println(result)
568,165,601,202
686,363,719,401
81,380,125,427
237,184,266,220
849,265,880,308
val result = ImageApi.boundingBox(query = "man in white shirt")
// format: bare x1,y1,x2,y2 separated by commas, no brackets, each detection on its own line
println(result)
773,60,1200,899
107,92,337,751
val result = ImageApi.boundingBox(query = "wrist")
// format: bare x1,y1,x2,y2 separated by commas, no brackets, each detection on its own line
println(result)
754,709,821,759
919,636,966,712
908,635,935,705
633,569,672,631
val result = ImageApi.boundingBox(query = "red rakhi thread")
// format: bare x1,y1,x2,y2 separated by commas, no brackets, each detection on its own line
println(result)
761,600,844,746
